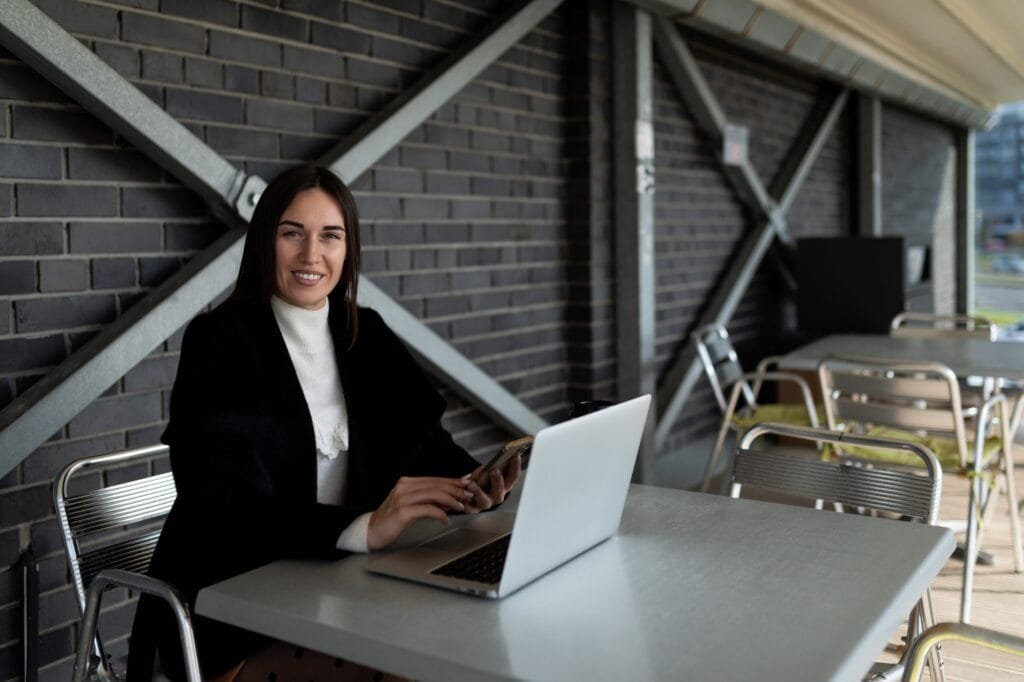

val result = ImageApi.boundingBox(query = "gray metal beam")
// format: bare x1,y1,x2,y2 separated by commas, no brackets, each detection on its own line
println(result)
856,93,883,236
613,2,657,483
956,128,976,314
0,0,262,221
651,21,849,448
321,0,564,183
0,0,557,478
652,17,782,233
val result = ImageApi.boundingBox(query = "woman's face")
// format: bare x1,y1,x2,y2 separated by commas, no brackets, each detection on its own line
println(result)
274,187,347,310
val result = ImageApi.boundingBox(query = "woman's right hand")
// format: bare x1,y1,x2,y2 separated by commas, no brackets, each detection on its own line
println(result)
367,476,474,550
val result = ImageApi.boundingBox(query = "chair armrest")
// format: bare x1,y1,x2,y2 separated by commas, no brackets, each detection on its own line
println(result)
969,393,1010,471
903,623,1024,682
72,569,203,682
751,355,782,396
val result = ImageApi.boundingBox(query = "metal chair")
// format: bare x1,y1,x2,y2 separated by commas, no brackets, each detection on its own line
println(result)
693,324,821,493
901,622,1024,682
733,422,944,681
818,356,1024,623
54,445,201,682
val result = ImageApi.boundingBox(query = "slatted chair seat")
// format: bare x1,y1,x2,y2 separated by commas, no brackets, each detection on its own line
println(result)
55,446,202,682
733,423,944,681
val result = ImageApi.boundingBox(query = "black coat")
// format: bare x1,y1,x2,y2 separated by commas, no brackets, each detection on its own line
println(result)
128,296,477,680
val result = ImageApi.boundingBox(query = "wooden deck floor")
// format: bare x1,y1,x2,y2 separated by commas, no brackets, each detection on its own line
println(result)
882,461,1024,680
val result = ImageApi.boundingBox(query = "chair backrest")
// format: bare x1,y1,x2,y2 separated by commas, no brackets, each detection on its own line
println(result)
733,423,942,523
817,355,970,469
902,623,1024,682
54,445,174,616
692,324,754,412
890,312,996,341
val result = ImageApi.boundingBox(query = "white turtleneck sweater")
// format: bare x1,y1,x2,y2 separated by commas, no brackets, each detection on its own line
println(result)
270,295,371,552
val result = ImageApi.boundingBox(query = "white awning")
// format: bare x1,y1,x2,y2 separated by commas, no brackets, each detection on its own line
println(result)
632,0,1024,128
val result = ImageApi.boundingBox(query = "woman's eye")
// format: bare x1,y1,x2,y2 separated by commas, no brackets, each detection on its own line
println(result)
323,232,343,240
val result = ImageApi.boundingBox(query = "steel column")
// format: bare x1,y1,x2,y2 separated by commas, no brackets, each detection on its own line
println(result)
613,2,657,482
651,16,849,448
0,0,559,478
856,93,883,237
956,128,976,315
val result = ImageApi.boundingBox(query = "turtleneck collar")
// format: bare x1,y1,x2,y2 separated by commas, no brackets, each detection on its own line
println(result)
270,295,330,355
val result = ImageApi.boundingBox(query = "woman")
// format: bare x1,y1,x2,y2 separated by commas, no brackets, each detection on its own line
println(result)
128,165,520,681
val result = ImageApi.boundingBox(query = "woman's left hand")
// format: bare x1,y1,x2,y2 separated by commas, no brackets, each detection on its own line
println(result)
465,453,522,513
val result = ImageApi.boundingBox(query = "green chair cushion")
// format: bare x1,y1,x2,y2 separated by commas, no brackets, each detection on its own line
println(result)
732,403,825,432
830,425,1000,470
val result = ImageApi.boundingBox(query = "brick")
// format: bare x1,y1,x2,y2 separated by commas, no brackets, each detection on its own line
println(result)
280,133,333,160
246,99,314,130
0,377,12,408
347,57,404,88
67,392,163,438
38,587,78,632
310,22,369,54
0,644,17,680
0,261,35,294
401,271,448,296
327,82,357,107
370,221,420,243
141,50,183,83
122,187,206,218
139,257,180,286
90,258,136,289
162,0,239,27
209,30,281,67
372,36,437,67
400,146,445,169
69,221,160,254
426,172,470,195
0,333,64,374
67,148,162,182
127,425,166,448
166,88,243,123
123,355,179,392
0,482,51,526
206,125,277,157
348,3,400,33
242,5,308,41
400,17,460,48
0,63,64,102
0,222,62,256
0,529,21,568
386,249,411,270
295,76,326,104
17,184,117,217
403,197,448,218
283,45,345,79
451,199,490,219
185,58,223,88
261,71,294,99
313,109,361,135
11,106,110,144
32,0,119,36
374,169,422,193
425,123,469,148
39,260,88,293
29,518,64,559
94,42,139,78
15,294,116,333
37,627,73,670
0,143,61,179
25,433,125,485
224,65,260,94
283,0,343,20
121,12,206,53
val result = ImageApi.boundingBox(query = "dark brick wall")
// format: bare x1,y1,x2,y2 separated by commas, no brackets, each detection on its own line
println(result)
0,0,964,679
651,36,850,451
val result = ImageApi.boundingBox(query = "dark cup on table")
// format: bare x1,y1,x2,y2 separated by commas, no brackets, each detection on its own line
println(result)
569,399,614,419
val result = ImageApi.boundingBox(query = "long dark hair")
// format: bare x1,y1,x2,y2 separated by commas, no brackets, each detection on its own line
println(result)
231,164,361,345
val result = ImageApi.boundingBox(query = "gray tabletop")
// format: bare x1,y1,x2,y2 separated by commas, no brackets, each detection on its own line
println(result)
779,334,1024,380
196,485,954,682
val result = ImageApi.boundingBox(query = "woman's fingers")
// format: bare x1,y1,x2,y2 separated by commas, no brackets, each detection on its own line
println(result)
368,477,474,549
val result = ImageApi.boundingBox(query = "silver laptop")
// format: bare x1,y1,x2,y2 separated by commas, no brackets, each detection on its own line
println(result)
366,394,651,598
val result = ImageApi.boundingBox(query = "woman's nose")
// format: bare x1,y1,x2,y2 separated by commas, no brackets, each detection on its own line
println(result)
300,237,320,262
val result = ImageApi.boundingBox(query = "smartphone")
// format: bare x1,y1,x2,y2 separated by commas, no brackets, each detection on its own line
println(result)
470,436,533,484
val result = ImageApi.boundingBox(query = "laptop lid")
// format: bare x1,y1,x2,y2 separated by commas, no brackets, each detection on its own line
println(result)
366,394,651,598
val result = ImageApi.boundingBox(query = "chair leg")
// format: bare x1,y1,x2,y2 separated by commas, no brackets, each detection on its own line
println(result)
960,475,988,623
1004,461,1024,573
701,385,743,494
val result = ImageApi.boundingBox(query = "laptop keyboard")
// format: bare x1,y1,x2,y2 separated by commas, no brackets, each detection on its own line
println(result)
430,534,511,585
